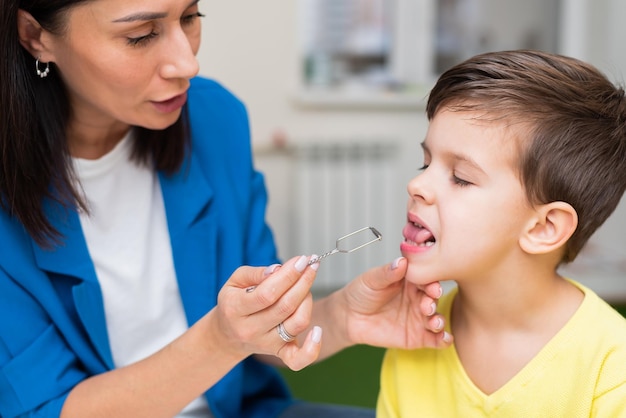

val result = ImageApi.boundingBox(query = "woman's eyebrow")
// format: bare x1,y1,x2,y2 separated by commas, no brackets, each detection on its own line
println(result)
112,12,167,23
112,0,200,23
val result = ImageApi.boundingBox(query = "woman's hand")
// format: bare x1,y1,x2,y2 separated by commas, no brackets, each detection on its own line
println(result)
209,255,323,371
62,256,321,417
314,257,452,357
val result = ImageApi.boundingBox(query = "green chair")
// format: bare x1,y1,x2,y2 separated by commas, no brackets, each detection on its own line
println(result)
280,344,385,409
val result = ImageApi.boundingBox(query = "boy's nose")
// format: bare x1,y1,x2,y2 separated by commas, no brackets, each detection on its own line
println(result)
407,173,434,204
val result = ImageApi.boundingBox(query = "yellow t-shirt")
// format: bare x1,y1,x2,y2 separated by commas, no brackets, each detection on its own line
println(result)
377,281,626,417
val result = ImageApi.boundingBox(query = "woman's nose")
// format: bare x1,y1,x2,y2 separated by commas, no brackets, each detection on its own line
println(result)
159,29,200,79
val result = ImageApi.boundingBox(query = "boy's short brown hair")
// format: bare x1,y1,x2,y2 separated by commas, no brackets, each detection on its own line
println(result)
426,49,626,263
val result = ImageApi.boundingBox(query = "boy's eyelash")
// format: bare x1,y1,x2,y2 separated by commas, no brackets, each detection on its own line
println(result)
417,163,472,186
126,12,204,47
452,175,471,187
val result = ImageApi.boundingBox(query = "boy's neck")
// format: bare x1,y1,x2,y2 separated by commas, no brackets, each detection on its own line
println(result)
452,271,582,331
450,271,584,395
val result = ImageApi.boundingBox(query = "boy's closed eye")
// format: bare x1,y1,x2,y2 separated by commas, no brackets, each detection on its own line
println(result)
452,174,472,187
418,163,474,187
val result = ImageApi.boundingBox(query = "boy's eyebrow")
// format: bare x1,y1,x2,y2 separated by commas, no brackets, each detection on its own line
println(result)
112,0,200,23
420,141,485,174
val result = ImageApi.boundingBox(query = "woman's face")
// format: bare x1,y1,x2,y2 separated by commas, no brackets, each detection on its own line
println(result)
46,0,202,134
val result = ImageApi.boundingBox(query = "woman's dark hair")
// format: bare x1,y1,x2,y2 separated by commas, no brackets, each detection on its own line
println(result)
0,0,189,247
427,49,626,264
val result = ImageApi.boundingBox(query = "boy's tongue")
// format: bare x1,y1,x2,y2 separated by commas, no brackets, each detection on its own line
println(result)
403,223,434,244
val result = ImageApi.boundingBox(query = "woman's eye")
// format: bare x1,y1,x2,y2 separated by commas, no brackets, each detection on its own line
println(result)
125,11,203,47
418,164,429,171
127,31,158,47
182,11,205,26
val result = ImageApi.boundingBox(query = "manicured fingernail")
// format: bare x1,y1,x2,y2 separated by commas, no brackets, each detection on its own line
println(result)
429,302,437,316
436,317,444,330
295,255,308,272
391,257,403,270
438,286,444,298
264,264,281,276
312,326,322,344
443,331,451,343
309,254,320,271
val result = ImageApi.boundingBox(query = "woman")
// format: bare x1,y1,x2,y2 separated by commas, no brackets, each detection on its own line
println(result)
0,0,451,417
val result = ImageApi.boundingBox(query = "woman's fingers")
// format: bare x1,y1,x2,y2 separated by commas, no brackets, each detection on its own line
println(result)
243,255,316,313
405,284,452,348
356,257,407,292
216,255,319,358
424,316,453,348
276,289,314,341
419,280,444,301
277,326,323,371
265,290,321,370
265,284,315,356
243,263,282,293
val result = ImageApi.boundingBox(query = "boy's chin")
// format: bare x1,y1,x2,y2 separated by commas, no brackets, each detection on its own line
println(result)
404,262,440,287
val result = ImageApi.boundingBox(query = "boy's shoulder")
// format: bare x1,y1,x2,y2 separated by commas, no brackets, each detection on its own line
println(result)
574,281,626,329
568,281,626,375
575,284,626,400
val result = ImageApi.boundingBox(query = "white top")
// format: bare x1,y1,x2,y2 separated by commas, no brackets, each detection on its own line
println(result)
73,133,211,417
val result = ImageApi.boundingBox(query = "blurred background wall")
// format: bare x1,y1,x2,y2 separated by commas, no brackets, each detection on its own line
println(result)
196,0,626,301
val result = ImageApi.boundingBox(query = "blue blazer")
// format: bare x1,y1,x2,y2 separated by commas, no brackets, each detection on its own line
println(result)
0,78,292,418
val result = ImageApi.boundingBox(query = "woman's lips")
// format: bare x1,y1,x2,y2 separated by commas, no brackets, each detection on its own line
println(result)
151,92,187,113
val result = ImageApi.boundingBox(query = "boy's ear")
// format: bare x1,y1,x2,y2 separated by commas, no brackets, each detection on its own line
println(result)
519,201,578,255
17,9,51,60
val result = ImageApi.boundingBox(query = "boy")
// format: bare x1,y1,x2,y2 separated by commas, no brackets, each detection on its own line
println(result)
377,50,626,416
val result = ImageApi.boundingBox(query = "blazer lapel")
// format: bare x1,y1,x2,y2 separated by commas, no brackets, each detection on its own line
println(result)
30,152,220,370
32,202,114,369
159,154,219,326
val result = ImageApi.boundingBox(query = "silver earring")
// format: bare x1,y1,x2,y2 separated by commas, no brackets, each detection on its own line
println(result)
35,57,50,78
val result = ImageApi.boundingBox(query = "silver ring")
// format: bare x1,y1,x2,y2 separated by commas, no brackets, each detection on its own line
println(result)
277,322,296,342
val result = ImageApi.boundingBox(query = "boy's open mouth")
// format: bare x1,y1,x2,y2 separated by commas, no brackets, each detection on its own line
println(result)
403,221,436,247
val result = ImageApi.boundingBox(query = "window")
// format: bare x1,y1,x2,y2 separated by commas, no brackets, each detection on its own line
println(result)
434,0,560,74
297,0,563,107
300,0,395,92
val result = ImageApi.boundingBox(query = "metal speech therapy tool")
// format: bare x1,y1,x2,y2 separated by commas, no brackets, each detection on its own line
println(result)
244,226,382,293
308,226,383,265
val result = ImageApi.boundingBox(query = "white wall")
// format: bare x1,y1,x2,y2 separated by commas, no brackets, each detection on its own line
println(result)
197,1,626,301
197,1,428,157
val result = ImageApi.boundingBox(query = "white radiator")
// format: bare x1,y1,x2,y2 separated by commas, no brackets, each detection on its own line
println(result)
256,140,405,296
